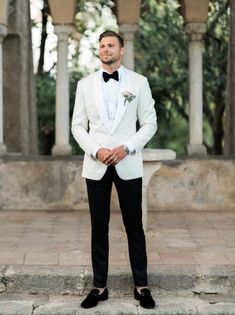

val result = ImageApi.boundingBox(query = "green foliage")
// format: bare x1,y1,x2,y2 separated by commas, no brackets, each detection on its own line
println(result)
135,0,228,155
36,73,55,154
135,0,189,154
203,0,229,154
36,70,85,155
36,0,228,156
36,0,114,155
75,0,114,36
69,70,85,155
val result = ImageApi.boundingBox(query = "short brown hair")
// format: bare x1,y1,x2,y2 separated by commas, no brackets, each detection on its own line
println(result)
99,30,124,47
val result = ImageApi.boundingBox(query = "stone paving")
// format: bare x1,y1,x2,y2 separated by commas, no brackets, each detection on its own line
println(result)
1,293,235,315
0,210,235,267
0,210,235,314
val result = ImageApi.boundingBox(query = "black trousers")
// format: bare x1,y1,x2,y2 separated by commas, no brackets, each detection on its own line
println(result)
86,166,148,288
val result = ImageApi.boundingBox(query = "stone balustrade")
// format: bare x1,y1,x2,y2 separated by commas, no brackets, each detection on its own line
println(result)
142,148,176,230
0,156,235,215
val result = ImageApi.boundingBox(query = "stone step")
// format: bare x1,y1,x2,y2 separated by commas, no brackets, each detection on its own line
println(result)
1,265,235,297
0,293,235,315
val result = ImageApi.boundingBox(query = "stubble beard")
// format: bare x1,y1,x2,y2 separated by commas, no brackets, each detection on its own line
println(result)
100,55,117,65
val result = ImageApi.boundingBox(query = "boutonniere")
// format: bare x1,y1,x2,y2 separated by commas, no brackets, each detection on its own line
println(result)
122,90,136,106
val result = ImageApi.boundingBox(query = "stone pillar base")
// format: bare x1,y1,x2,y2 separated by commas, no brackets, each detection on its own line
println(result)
52,144,72,156
0,143,7,155
187,144,207,156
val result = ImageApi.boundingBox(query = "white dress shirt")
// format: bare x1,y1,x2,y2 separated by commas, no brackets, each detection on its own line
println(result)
102,67,122,130
91,65,133,158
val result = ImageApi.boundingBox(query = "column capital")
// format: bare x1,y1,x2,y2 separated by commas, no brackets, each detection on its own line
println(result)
185,22,207,41
0,24,7,43
119,23,138,41
54,24,74,41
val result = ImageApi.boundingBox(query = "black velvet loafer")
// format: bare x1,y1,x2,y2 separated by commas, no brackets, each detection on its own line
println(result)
81,288,108,309
134,288,156,309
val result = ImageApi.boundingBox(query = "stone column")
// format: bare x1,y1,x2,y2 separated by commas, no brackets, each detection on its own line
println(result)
119,24,138,71
225,0,235,155
186,23,207,156
0,25,7,155
3,0,38,155
52,25,73,156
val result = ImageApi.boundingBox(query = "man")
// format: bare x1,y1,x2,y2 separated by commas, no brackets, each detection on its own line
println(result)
71,30,157,309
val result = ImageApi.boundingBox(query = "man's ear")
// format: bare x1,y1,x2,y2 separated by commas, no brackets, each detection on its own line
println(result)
121,47,125,56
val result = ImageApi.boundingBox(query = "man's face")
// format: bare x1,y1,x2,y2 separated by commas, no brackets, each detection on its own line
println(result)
99,36,124,65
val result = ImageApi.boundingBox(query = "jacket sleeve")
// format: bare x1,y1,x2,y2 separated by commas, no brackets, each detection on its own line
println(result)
124,77,157,152
71,80,99,156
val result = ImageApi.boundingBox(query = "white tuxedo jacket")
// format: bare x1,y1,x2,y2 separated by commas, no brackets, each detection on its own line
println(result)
71,66,157,180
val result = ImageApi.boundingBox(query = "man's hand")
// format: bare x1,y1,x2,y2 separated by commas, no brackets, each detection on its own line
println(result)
96,148,112,164
104,145,127,165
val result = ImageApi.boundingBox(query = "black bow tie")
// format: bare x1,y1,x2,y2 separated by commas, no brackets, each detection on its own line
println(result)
103,71,119,82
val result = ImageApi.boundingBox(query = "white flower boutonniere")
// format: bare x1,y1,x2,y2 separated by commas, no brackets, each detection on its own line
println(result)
122,90,136,106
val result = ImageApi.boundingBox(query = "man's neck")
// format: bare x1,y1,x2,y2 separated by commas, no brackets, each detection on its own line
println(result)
102,62,122,73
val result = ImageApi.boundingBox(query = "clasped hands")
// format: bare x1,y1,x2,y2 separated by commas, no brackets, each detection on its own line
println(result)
96,145,127,166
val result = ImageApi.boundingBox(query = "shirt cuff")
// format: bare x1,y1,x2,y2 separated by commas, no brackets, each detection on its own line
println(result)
91,145,102,159
124,143,136,155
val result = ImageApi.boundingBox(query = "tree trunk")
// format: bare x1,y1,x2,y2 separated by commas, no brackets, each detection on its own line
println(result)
213,99,225,155
37,0,49,75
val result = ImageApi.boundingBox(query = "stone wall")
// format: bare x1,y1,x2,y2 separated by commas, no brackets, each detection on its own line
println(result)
0,157,235,211
148,159,235,211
